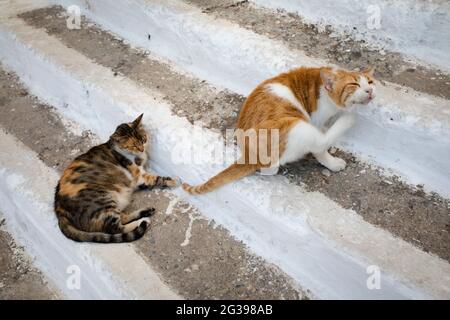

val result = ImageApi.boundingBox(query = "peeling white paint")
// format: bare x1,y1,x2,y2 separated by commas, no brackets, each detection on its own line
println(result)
165,197,179,216
180,211,203,247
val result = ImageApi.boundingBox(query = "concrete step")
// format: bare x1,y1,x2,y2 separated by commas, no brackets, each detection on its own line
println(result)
249,0,450,73
0,66,304,299
0,127,180,299
49,0,450,199
0,0,449,299
15,4,450,264
0,221,60,299
187,0,450,100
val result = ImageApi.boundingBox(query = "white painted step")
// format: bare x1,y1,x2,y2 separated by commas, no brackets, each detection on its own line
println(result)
50,0,450,198
1,1,449,299
250,0,450,72
0,128,180,299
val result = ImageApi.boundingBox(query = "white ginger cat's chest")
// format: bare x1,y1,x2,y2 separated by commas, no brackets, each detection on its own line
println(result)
310,88,340,129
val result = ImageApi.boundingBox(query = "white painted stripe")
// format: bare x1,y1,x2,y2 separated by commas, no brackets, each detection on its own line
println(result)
0,9,448,299
0,0,50,16
49,0,450,198
250,0,450,73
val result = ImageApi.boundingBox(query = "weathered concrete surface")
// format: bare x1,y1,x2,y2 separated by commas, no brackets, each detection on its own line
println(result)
186,0,450,100
0,223,60,300
18,7,450,263
0,65,306,299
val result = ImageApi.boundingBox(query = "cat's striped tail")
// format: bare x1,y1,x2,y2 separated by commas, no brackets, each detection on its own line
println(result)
182,163,257,195
57,216,149,243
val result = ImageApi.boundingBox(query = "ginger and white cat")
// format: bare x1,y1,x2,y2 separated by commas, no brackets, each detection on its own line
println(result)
182,66,376,194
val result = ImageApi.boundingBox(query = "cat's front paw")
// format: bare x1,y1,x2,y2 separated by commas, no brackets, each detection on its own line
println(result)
326,157,347,172
161,176,180,188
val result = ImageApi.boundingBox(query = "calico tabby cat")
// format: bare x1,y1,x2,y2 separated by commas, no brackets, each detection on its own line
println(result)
55,114,178,242
183,66,376,194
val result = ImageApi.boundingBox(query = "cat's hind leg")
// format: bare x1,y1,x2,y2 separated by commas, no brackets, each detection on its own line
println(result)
63,209,150,243
101,210,150,235
120,217,151,233
121,208,155,224
312,114,355,171
323,113,355,146
94,209,145,231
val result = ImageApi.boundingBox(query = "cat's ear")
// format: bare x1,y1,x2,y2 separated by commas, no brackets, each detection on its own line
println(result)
363,66,375,77
320,69,336,92
320,69,336,91
131,113,144,128
110,131,121,143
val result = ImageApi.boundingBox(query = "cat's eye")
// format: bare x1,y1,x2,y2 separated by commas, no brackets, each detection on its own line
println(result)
368,80,374,84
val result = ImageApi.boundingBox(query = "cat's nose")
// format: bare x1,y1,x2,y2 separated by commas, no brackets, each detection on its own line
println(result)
365,88,373,95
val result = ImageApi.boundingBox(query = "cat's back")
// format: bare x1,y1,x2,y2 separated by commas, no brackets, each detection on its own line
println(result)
61,144,113,182
74,142,114,165
237,69,311,130
56,143,129,201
